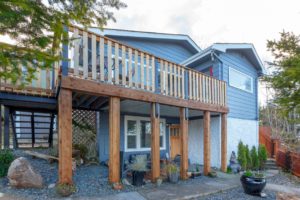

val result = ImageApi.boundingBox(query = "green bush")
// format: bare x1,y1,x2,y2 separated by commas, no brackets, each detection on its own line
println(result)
237,141,247,170
73,144,88,160
258,145,268,169
56,183,76,197
245,145,252,170
250,146,259,170
0,149,14,177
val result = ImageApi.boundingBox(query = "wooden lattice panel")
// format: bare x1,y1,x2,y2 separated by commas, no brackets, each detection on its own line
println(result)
72,109,96,145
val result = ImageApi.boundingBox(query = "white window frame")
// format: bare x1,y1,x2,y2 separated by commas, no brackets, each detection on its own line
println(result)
229,67,253,93
124,115,166,152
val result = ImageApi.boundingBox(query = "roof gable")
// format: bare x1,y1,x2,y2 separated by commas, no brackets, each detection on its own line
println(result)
89,28,201,54
181,43,266,75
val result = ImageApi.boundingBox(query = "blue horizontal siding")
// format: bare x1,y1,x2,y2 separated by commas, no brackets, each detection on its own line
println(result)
98,111,179,162
107,37,196,64
220,51,258,120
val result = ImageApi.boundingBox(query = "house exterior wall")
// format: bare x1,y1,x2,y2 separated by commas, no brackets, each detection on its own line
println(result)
188,116,221,168
107,37,196,64
97,111,179,162
219,51,259,120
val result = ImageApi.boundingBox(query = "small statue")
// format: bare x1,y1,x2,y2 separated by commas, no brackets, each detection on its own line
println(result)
230,151,238,164
228,151,241,173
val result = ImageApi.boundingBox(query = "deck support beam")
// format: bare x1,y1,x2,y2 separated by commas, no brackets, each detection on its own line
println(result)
221,113,227,172
180,107,188,180
203,111,211,176
151,103,160,182
109,97,120,184
58,88,73,184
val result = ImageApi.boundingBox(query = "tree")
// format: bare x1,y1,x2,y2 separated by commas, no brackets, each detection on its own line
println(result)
250,146,259,170
258,145,268,169
265,31,300,118
245,145,252,170
237,141,247,170
0,0,126,85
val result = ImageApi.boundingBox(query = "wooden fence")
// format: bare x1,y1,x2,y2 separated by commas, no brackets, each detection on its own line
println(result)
67,26,227,106
259,126,300,177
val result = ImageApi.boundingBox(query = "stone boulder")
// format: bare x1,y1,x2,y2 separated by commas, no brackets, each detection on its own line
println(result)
7,157,43,188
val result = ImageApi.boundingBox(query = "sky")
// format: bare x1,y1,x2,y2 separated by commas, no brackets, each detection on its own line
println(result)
105,0,300,105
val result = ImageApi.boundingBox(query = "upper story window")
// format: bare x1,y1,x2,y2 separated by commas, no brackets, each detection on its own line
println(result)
229,67,253,93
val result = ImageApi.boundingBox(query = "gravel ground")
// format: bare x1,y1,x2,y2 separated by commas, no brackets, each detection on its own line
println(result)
1,149,299,200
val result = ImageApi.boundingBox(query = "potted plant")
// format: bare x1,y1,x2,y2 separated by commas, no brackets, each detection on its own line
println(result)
240,170,266,195
128,155,148,186
166,163,179,183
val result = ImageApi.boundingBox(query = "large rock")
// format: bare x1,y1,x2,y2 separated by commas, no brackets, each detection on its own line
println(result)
7,157,43,188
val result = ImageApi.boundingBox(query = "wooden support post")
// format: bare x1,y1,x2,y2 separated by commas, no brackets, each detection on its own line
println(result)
4,106,10,148
180,107,188,180
109,97,120,184
203,111,211,176
221,113,227,172
151,103,160,182
58,89,73,184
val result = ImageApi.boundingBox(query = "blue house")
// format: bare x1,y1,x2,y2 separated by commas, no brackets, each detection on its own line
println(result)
0,26,264,184
91,28,265,168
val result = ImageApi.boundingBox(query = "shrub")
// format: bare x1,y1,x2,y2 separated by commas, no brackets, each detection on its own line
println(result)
0,149,14,177
243,170,253,177
56,183,76,197
237,141,247,170
245,145,252,170
166,163,179,174
250,146,259,170
258,145,268,169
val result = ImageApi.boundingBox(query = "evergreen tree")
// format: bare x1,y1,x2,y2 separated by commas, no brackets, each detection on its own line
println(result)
258,145,268,169
250,146,259,170
0,0,126,85
245,145,252,170
237,141,247,170
265,31,300,118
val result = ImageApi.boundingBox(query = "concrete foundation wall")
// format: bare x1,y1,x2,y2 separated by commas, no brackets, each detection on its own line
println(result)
188,116,259,168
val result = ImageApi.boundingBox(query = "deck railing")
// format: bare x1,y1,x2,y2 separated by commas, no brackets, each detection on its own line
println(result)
67,26,227,106
0,63,58,96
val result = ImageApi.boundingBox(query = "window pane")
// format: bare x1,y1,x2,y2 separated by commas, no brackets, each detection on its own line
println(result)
127,120,137,135
160,135,163,147
160,122,164,135
127,135,136,149
141,120,151,148
229,68,252,92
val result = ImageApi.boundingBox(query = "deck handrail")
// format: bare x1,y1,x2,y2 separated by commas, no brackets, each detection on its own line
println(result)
65,26,227,106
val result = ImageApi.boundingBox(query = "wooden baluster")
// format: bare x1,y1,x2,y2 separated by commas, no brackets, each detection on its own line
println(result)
182,68,185,98
160,60,165,94
107,40,112,83
174,65,177,98
140,52,144,89
178,67,181,98
170,63,173,96
121,45,126,86
100,37,105,81
115,43,119,85
199,74,202,102
165,61,168,95
83,31,88,79
134,50,139,88
196,73,199,101
146,54,150,91
193,72,196,100
73,28,79,76
189,70,192,100
92,35,97,80
128,48,133,87
151,56,155,92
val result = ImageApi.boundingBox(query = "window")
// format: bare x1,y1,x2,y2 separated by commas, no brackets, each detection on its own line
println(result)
125,116,166,151
229,67,253,93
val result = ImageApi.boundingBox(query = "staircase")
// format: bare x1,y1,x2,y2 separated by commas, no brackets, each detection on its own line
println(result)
11,111,56,148
265,158,278,170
